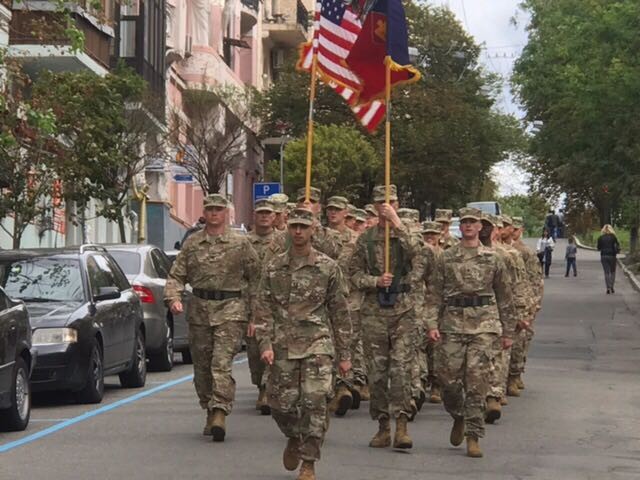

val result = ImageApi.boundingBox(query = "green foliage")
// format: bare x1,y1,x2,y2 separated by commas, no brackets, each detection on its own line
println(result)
269,124,381,205
499,193,550,237
513,0,640,226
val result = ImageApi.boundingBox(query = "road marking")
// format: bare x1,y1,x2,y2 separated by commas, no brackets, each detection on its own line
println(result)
0,356,248,454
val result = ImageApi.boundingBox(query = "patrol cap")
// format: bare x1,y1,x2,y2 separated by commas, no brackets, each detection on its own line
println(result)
459,207,482,221
296,186,322,203
254,199,275,213
421,221,441,234
482,213,503,228
398,208,420,223
501,215,513,226
372,184,398,203
286,202,297,213
364,204,378,217
269,193,289,213
354,208,367,223
287,208,315,226
326,196,349,210
513,216,524,229
435,209,453,223
345,204,357,218
203,193,229,208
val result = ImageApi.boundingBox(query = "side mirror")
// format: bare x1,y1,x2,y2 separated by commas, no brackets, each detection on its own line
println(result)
93,286,121,302
174,241,181,250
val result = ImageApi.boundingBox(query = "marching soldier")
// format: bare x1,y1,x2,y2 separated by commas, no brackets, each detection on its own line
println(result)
354,209,368,234
296,187,342,260
348,185,424,450
254,207,352,480
269,193,290,232
246,198,286,414
435,209,460,250
427,207,515,458
345,204,357,231
164,194,260,442
364,204,379,229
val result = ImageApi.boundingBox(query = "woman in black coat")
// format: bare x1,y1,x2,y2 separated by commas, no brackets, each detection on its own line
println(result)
596,224,621,294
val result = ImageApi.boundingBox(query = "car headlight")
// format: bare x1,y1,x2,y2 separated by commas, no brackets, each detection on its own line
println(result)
32,328,78,346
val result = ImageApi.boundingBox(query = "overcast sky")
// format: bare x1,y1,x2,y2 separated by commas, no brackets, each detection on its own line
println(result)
428,0,531,195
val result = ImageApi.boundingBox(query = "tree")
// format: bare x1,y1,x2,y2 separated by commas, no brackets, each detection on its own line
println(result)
512,0,640,226
499,193,550,237
31,65,161,242
270,124,381,204
171,85,259,194
0,59,59,248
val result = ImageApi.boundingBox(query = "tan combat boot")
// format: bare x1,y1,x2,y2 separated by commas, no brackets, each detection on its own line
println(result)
450,417,465,446
329,385,353,417
393,414,413,449
203,409,215,436
429,385,442,404
500,396,509,406
283,437,301,471
516,375,525,390
211,409,226,442
369,416,391,448
257,386,271,415
466,436,483,458
350,384,362,410
360,384,370,401
297,461,315,480
507,377,521,397
485,396,502,424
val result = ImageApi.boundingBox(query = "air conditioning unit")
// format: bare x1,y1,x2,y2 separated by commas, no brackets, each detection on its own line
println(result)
271,49,285,70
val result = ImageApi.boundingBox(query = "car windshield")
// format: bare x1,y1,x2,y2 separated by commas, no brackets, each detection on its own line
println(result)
108,251,141,276
1,257,84,302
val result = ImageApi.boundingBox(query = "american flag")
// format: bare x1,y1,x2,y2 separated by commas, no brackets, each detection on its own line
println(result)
298,0,386,133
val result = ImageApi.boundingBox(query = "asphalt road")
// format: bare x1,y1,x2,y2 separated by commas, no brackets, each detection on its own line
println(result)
3,240,640,480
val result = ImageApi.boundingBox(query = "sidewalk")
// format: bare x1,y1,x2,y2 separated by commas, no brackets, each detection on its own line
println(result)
575,236,640,293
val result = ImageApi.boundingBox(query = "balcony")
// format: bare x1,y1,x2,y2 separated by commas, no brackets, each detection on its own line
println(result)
263,0,309,48
7,1,114,76
241,0,259,12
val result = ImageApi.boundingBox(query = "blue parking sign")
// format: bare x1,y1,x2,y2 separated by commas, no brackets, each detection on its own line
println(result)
253,182,281,203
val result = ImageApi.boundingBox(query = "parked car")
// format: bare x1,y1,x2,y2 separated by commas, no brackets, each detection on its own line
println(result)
449,217,462,239
105,245,189,370
164,250,192,364
0,287,35,431
0,246,146,404
467,201,501,216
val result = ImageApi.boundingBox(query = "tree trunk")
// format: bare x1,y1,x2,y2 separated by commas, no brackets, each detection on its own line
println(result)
630,226,638,255
118,216,127,243
12,214,21,249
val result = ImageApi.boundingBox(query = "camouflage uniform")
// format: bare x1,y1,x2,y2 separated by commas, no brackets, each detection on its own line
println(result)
164,195,260,415
427,208,516,440
254,208,352,462
269,193,290,232
246,199,286,394
296,187,342,260
348,187,424,422
435,209,460,250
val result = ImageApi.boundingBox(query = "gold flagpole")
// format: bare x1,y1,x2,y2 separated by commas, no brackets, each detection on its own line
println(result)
304,53,319,202
384,57,392,274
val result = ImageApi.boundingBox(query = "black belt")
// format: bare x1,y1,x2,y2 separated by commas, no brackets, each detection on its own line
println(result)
193,289,242,301
376,284,411,295
447,296,493,308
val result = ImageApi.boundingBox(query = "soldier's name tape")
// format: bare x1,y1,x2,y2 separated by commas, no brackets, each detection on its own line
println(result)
0,356,248,454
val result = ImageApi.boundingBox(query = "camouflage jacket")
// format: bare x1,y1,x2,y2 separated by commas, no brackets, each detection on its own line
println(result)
495,243,531,323
348,223,423,317
513,239,544,315
440,234,460,250
254,248,352,361
248,229,286,265
311,224,342,260
428,243,516,338
331,226,363,311
164,229,260,325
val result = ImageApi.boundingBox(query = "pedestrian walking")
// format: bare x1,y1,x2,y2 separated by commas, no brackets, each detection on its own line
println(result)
544,209,561,240
565,237,578,277
254,207,352,480
596,224,621,294
164,194,260,442
536,229,555,277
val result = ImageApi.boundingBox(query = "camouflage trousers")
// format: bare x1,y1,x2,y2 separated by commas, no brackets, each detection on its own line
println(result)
410,325,427,399
488,346,511,399
509,328,534,377
188,321,244,414
336,310,367,390
245,334,268,388
268,349,333,462
361,310,414,420
426,341,439,388
436,332,499,439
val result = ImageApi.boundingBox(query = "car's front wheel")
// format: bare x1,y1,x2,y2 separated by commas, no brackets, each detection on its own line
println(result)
119,329,147,388
149,319,173,372
75,338,104,404
0,357,31,431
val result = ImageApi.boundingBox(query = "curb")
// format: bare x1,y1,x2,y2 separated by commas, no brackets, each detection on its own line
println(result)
618,257,640,294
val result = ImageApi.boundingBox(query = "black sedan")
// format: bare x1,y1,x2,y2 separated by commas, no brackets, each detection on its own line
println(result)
0,287,35,431
0,246,146,404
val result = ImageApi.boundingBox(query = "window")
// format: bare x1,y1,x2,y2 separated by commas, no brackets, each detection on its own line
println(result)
86,255,118,297
108,251,141,276
105,257,132,292
120,19,137,57
149,249,169,279
2,258,84,302
0,289,8,311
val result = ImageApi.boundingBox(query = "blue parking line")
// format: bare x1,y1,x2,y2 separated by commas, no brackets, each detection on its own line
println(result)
0,356,248,454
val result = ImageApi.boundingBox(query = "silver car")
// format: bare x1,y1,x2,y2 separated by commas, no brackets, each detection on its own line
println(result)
105,245,190,371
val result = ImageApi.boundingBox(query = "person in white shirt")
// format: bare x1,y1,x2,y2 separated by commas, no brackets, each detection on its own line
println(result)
536,229,555,278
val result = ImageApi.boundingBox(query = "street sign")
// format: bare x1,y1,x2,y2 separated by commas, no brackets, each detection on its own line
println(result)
173,174,194,183
253,182,281,203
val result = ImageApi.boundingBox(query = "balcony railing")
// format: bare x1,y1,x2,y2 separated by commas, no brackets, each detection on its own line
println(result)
296,0,308,32
241,0,259,12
